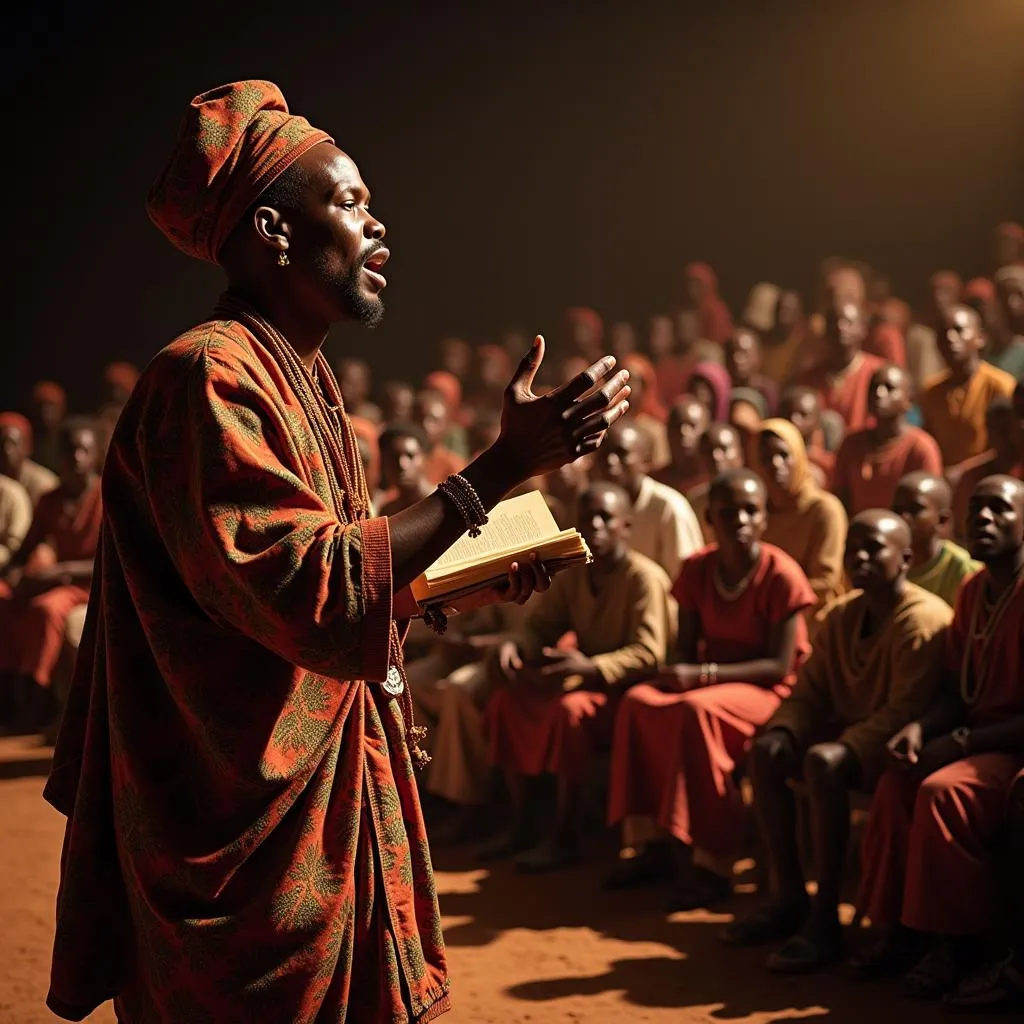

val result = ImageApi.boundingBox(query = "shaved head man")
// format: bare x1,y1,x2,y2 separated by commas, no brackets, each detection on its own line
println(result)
726,509,953,972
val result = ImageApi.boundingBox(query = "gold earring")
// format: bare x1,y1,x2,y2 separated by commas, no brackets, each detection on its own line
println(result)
277,251,290,267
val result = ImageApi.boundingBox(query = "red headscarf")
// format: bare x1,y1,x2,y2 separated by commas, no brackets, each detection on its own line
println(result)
685,361,732,421
563,307,605,347
683,262,733,343
963,277,996,304
0,411,33,451
32,380,67,412
147,81,333,264
422,371,463,417
622,353,667,422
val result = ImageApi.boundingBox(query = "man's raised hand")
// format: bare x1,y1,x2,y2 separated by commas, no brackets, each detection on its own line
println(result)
496,335,630,480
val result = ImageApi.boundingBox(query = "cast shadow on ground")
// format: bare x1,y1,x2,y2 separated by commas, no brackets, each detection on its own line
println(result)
432,839,1005,1023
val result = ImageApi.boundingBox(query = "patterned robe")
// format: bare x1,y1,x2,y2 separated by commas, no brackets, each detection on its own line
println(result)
44,316,450,1022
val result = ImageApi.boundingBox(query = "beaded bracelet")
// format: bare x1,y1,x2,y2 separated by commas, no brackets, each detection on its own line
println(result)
438,473,489,537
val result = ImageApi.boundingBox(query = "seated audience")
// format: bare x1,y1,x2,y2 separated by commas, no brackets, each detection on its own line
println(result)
920,304,1016,467
0,417,102,731
335,355,383,424
0,412,58,506
832,364,942,515
422,369,471,454
760,289,807,387
725,327,778,414
648,314,688,408
593,421,704,579
855,475,1024,999
483,481,675,871
778,387,834,487
379,379,416,424
949,397,1023,542
377,424,434,516
29,381,66,474
687,423,745,545
754,419,848,616
724,511,953,971
891,472,981,608
681,262,733,344
685,362,732,423
0,473,32,573
652,395,709,496
416,388,466,485
621,353,671,469
606,470,816,908
979,268,1024,379
796,301,885,433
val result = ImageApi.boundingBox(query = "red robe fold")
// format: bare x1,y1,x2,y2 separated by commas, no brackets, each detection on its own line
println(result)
607,544,815,856
44,317,449,1023
858,571,1024,934
796,352,886,432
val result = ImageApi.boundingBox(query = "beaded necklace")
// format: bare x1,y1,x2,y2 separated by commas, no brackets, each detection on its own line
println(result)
959,565,1024,706
215,294,429,768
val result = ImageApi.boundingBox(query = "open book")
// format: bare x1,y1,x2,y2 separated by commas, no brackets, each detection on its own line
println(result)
411,490,592,615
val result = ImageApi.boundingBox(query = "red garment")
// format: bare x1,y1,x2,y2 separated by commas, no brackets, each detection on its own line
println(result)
44,317,449,1023
796,352,886,432
858,571,1024,933
807,445,835,488
422,446,466,486
833,426,943,514
684,362,732,421
655,355,691,409
607,544,816,854
486,688,617,782
0,584,89,686
19,480,102,564
864,321,906,367
684,262,733,344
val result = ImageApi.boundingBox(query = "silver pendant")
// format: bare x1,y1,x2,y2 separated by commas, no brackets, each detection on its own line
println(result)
382,665,405,696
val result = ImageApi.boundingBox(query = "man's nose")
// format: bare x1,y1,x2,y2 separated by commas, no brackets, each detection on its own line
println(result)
367,213,386,240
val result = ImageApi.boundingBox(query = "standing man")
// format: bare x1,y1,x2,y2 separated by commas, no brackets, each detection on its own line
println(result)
44,81,629,1023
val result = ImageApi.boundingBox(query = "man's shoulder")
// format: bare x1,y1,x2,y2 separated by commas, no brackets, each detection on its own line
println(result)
760,543,809,583
921,369,952,398
148,318,254,380
644,475,693,514
942,540,982,575
0,473,31,510
895,582,956,631
977,360,1017,393
623,548,673,591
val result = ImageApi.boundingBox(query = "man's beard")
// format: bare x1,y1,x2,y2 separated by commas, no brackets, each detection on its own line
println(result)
338,258,385,328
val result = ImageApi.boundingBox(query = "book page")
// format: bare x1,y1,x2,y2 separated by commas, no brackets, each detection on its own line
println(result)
427,491,561,574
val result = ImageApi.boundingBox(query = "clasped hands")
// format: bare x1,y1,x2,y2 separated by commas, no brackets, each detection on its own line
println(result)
887,720,966,781
497,640,598,691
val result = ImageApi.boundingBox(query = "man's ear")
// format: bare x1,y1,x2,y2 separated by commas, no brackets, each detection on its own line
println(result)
253,205,292,255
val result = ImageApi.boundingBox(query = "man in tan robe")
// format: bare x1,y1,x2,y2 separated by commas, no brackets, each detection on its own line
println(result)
483,481,675,872
723,511,952,973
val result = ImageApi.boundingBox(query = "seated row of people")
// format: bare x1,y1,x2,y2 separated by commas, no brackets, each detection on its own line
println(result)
411,468,1023,1008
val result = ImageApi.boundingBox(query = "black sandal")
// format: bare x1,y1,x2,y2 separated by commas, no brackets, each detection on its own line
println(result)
767,928,845,974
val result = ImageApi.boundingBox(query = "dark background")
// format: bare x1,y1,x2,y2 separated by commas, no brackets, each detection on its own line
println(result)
5,0,1023,412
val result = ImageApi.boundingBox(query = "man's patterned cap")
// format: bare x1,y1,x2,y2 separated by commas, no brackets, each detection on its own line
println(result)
146,80,333,264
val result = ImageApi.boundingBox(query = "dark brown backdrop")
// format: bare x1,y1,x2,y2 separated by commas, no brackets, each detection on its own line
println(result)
5,0,1023,411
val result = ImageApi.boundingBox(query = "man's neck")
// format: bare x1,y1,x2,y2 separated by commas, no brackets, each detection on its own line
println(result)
947,355,980,387
718,541,760,582
985,546,1024,593
863,577,905,627
226,285,330,371
827,348,858,376
591,545,628,581
626,474,647,503
870,415,905,445
911,535,943,570
63,473,95,499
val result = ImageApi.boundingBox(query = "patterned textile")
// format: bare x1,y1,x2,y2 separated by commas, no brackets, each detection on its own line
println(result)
147,81,333,264
44,315,449,1022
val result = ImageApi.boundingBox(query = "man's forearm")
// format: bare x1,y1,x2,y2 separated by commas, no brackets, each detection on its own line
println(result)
966,716,1024,756
920,691,966,740
388,441,525,591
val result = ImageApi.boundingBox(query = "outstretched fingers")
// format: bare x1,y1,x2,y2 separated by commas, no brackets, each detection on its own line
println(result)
550,355,621,405
570,398,631,444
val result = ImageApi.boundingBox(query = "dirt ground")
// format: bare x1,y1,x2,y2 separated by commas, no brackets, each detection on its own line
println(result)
0,737,1003,1024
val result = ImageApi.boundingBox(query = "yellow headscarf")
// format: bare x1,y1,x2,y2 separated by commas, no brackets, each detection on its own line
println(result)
755,417,814,506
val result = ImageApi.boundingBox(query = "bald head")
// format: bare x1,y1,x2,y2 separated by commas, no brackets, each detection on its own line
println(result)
779,386,821,442
845,509,912,593
938,303,986,374
578,480,633,560
709,467,766,506
699,422,744,478
668,395,709,432
896,471,952,511
667,395,710,464
597,420,653,491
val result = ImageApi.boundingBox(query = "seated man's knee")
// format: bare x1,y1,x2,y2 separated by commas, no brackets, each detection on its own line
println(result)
804,741,859,789
750,728,797,777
